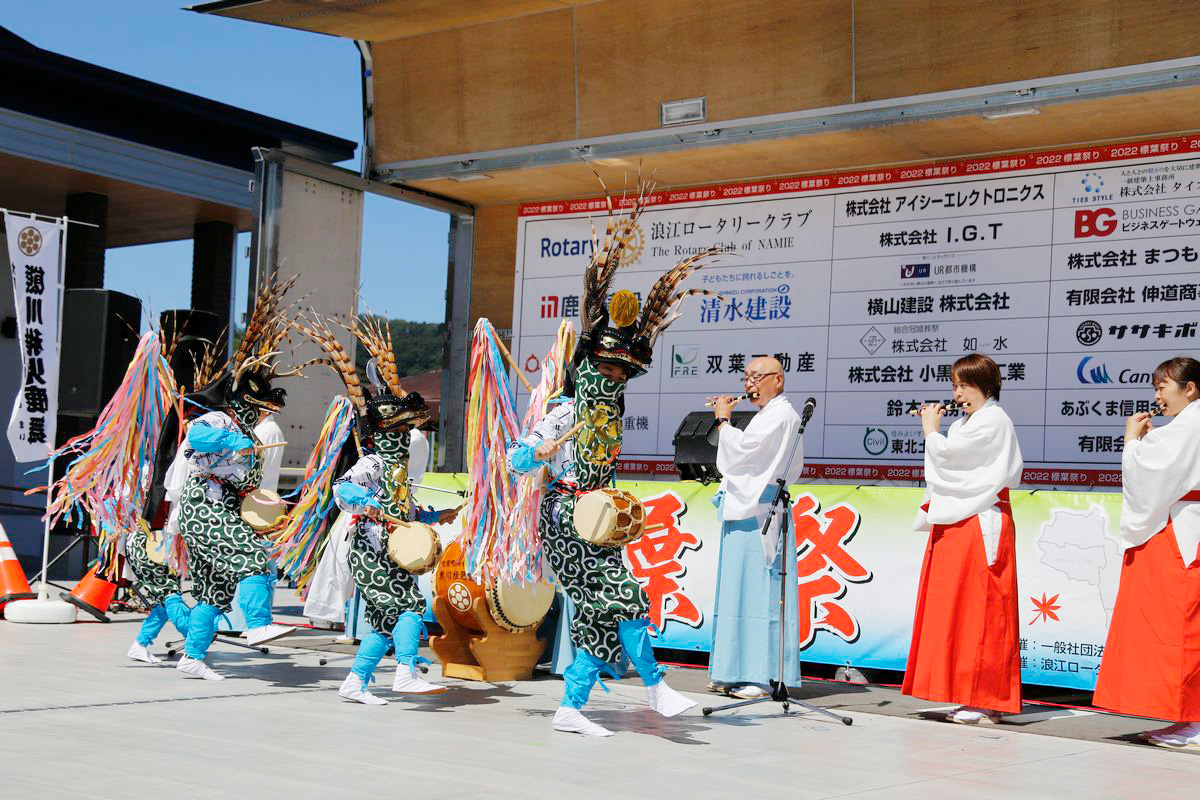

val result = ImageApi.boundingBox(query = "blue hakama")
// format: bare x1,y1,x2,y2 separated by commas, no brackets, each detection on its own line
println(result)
709,490,802,686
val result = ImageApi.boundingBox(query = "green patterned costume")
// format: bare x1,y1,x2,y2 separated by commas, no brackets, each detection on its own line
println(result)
126,530,181,606
536,358,650,664
333,430,427,632
178,402,271,611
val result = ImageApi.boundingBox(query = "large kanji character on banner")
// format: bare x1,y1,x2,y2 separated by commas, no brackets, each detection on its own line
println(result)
624,491,703,629
791,493,872,649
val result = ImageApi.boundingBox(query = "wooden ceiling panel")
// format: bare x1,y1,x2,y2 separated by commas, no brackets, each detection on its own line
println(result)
372,10,576,162
202,0,596,41
406,85,1200,206
856,0,1200,102
574,0,852,138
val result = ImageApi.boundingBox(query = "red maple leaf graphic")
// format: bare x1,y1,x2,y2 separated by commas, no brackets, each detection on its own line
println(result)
1029,592,1062,625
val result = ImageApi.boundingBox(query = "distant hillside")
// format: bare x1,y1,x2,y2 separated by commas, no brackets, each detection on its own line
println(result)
353,317,446,378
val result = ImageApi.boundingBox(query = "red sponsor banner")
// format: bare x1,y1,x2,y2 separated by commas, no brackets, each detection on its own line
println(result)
520,133,1200,217
616,458,1122,487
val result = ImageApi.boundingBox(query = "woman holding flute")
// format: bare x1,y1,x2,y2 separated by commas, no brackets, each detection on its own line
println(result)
1094,356,1200,749
902,353,1024,724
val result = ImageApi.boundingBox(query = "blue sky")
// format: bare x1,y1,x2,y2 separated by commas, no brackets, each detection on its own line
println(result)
2,1,449,326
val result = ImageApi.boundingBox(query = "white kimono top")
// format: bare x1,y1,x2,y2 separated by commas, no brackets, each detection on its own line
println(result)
303,426,430,622
1121,398,1200,566
507,400,577,484
716,393,803,563
914,398,1023,566
253,415,285,494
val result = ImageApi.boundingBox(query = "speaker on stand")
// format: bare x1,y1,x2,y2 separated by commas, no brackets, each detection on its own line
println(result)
671,410,755,483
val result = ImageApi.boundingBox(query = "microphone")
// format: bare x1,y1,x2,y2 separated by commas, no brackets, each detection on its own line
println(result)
799,397,817,434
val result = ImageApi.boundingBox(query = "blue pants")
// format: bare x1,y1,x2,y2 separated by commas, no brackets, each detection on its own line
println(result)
350,611,424,683
136,593,192,646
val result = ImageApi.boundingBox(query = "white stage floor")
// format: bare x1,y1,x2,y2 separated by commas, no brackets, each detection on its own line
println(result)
3,601,1199,799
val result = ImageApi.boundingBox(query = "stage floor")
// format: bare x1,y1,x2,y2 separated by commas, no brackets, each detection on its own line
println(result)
3,591,1198,799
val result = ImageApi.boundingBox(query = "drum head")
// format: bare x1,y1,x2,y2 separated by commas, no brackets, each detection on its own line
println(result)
386,522,438,572
573,490,617,545
145,531,168,566
487,578,555,633
241,489,285,531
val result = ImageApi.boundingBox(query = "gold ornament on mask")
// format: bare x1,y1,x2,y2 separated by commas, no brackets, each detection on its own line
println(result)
608,289,640,328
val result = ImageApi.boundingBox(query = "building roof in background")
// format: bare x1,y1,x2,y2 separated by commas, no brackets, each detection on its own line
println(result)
0,25,356,171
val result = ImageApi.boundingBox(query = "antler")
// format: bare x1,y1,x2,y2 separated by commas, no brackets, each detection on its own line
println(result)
637,248,724,346
232,351,278,384
231,274,298,373
294,313,368,414
268,356,322,380
582,172,654,331
348,314,403,397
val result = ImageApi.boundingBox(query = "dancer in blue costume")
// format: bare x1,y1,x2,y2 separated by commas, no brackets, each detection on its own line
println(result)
509,188,720,736
175,277,306,681
294,315,459,705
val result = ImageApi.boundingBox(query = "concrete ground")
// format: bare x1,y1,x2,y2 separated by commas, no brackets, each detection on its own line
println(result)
3,591,1199,799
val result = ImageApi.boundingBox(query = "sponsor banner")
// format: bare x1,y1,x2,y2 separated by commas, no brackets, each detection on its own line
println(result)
513,134,1200,482
5,214,62,463
518,134,1200,216
415,475,1123,690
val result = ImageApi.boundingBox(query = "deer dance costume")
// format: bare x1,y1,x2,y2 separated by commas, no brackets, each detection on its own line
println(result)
509,185,721,736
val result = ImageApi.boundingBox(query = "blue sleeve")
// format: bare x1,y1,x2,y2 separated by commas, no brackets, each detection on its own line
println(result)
414,506,441,524
188,424,255,454
333,481,382,513
507,441,544,474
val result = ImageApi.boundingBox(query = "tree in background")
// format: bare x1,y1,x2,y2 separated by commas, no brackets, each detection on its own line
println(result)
353,317,447,379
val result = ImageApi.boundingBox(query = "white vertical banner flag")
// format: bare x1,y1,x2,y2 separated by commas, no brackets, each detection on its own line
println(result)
6,214,63,462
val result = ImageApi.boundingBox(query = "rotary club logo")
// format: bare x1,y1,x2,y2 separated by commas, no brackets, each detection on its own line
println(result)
613,219,644,267
17,226,42,257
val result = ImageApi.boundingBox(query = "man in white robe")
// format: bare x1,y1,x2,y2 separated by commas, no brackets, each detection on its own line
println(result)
253,412,286,494
708,356,803,698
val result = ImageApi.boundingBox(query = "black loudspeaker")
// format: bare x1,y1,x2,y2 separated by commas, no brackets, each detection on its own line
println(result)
159,309,225,391
58,289,141,417
672,410,755,483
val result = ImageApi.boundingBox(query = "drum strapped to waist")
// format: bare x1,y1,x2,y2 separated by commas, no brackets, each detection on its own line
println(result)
144,529,169,566
433,540,555,633
572,488,646,548
240,489,286,533
385,520,443,575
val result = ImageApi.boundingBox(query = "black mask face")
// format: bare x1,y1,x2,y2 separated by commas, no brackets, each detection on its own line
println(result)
233,370,287,414
364,391,430,435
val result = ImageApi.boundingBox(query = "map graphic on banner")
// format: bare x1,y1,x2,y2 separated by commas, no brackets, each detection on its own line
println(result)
511,136,1200,486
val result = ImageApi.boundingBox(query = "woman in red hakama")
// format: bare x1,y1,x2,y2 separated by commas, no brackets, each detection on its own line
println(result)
902,354,1024,724
1094,357,1200,749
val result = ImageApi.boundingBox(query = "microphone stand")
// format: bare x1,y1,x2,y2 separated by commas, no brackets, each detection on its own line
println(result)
703,400,853,725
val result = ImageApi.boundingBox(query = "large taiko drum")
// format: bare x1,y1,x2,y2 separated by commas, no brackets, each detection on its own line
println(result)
434,539,487,631
487,579,556,633
573,488,646,548
385,521,443,575
434,540,554,633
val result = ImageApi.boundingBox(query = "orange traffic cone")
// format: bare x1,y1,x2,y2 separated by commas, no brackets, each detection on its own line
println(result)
0,523,36,613
61,564,117,622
